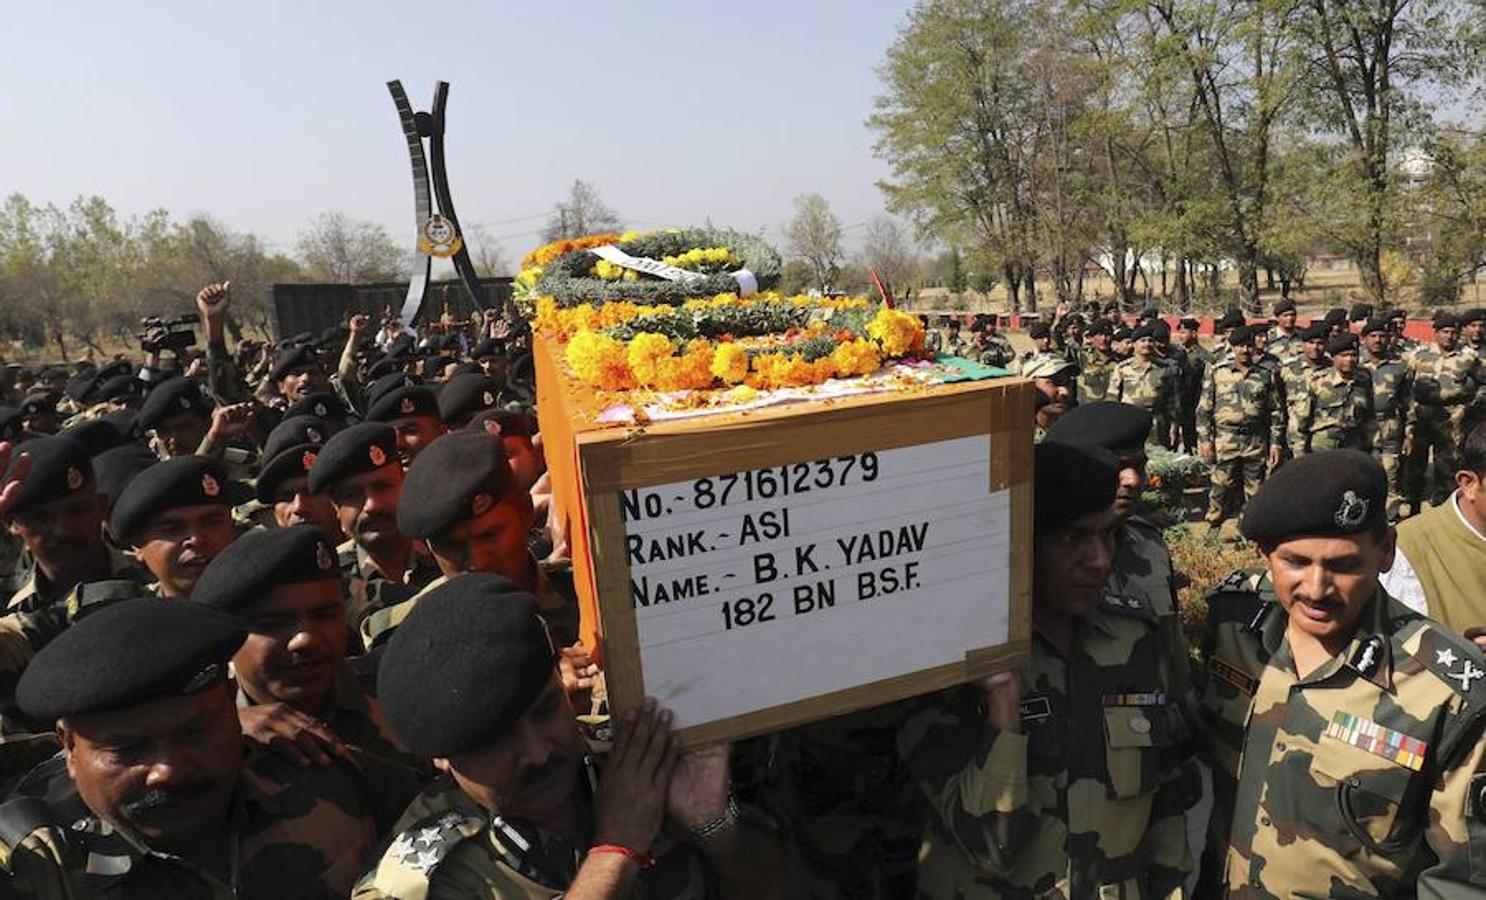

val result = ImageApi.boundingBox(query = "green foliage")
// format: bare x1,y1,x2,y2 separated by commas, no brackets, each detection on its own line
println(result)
948,247,967,294
536,228,783,307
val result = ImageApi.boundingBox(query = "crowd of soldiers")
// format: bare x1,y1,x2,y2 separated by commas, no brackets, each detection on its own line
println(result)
0,279,1485,898
926,299,1486,532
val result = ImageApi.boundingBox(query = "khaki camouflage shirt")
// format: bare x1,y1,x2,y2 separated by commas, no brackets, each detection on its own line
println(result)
353,774,706,900
1109,358,1180,433
1409,345,1481,418
1198,585,1486,898
1298,368,1376,452
1280,357,1329,451
1076,351,1117,404
899,595,1193,899
1,745,383,899
974,333,1016,370
1369,355,1416,445
1197,360,1282,448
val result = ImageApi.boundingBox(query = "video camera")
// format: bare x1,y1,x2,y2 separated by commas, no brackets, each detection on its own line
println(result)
138,313,201,354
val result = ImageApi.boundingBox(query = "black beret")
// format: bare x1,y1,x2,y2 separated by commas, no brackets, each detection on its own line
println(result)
377,574,556,758
138,377,210,430
470,339,499,360
367,384,439,423
1327,333,1360,355
96,374,141,402
438,374,502,427
1131,322,1157,340
1323,307,1348,326
1216,310,1246,331
20,393,58,418
1273,299,1297,315
3,436,94,515
17,597,245,721
1150,320,1171,340
1112,326,1133,341
1028,323,1051,340
191,525,340,613
1229,325,1257,347
465,408,536,439
306,422,398,494
96,361,132,381
1360,318,1389,336
60,418,129,457
109,456,245,545
1085,320,1111,337
1240,449,1386,542
1034,442,1117,533
425,356,458,376
92,445,158,513
1139,306,1159,319
283,392,347,423
0,407,24,442
256,415,331,503
1461,308,1486,326
1178,317,1200,330
366,358,401,380
64,373,100,404
1388,308,1408,321
39,367,69,382
1434,312,1459,330
1349,303,1374,322
1045,402,1152,453
1302,323,1330,341
385,334,416,359
368,373,414,404
270,346,320,383
397,431,516,539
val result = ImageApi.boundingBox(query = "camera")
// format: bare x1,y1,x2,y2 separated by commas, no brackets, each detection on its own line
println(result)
138,313,201,353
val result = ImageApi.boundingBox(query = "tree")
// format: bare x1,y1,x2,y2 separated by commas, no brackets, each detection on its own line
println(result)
784,193,845,292
296,211,404,284
859,215,919,294
466,224,511,277
541,180,623,242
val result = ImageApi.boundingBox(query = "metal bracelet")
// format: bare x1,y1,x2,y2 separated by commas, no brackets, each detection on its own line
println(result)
688,793,740,842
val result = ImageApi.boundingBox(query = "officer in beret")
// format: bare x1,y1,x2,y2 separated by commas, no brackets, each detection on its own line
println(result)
1076,321,1116,403
1350,302,1375,326
307,423,440,635
190,526,423,785
90,444,157,515
1409,312,1482,505
1110,325,1134,360
366,377,447,464
1196,450,1486,896
1322,306,1349,337
1109,323,1179,449
137,376,214,458
900,441,1192,898
1277,322,1331,453
1211,309,1246,360
109,455,244,599
255,414,342,537
355,574,780,899
1268,299,1300,360
2,597,388,898
283,391,350,434
95,371,143,411
271,345,328,408
1196,326,1283,534
2,436,139,612
19,393,60,436
438,372,503,429
1297,332,1376,453
1358,320,1415,517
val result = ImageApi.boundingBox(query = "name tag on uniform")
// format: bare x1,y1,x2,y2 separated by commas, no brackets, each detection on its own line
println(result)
1324,711,1428,772
1102,692,1166,707
1019,695,1053,725
1210,658,1259,695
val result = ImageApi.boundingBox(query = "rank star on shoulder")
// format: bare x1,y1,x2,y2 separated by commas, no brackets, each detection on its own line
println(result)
1437,647,1459,667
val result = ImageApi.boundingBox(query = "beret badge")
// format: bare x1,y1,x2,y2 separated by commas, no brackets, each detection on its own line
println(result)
179,396,191,410
313,402,328,417
301,450,317,472
471,493,493,517
400,397,415,415
66,467,83,491
201,473,221,498
316,542,333,571
483,391,495,405
1335,490,1368,529
305,426,323,443
369,444,388,467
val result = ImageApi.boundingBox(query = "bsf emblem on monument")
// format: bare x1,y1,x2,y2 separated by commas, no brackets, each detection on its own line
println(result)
417,214,463,259
201,474,221,498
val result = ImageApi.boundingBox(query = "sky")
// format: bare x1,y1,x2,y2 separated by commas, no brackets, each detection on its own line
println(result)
0,1,915,267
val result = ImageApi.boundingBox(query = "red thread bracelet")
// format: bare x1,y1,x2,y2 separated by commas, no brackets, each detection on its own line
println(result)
589,843,656,869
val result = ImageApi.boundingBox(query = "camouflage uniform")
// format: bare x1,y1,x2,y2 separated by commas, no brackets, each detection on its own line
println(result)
925,329,945,356
5,548,140,611
1109,358,1179,450
339,539,443,644
1266,328,1301,363
360,559,578,651
1075,350,1117,404
1198,360,1281,528
1176,343,1213,453
898,594,1193,899
1197,585,1486,897
1297,368,1376,453
1369,354,1415,518
353,773,708,900
1279,357,1329,456
1,746,386,899
974,333,1016,369
1409,345,1483,505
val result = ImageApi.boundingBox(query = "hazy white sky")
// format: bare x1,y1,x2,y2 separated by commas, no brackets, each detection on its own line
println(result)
1,1,915,265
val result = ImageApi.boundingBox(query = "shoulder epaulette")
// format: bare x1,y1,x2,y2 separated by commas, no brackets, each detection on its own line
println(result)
1207,569,1260,598
382,809,484,878
1413,625,1486,700
1101,592,1158,623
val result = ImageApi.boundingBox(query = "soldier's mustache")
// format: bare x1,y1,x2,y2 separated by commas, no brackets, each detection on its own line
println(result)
121,782,210,816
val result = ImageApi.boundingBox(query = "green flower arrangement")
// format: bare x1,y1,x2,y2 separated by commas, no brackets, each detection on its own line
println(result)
535,228,782,307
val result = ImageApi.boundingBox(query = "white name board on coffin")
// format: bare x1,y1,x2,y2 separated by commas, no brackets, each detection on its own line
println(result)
617,433,1010,732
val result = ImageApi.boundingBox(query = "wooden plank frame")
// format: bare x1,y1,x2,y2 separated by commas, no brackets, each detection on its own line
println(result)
535,336,1035,746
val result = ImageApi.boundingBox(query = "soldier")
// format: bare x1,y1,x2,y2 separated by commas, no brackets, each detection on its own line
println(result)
1108,323,1180,450
3,436,138,611
1349,302,1374,330
1111,325,1134,361
1076,321,1117,402
1321,306,1349,338
1409,313,1482,506
107,455,244,600
924,315,946,356
943,318,970,357
365,376,447,465
1196,450,1486,896
1198,326,1283,535
1173,319,1211,454
1211,309,1246,362
189,525,424,783
1363,320,1416,519
270,345,330,408
1267,299,1301,361
898,441,1192,898
971,315,1015,369
1279,323,1331,456
135,377,213,459
307,422,441,636
254,414,342,536
1297,332,1376,454
1053,311,1086,372
1388,308,1419,358
355,575,781,899
1022,355,1078,437
1462,308,1486,354
2,598,388,897
438,372,503,429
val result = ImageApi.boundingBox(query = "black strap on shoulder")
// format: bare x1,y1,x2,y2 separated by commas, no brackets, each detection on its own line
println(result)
0,797,54,852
